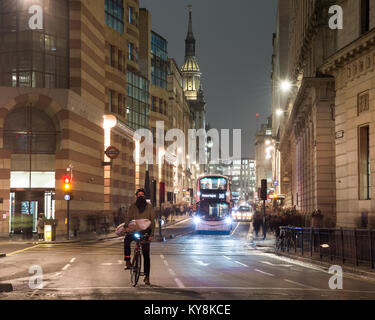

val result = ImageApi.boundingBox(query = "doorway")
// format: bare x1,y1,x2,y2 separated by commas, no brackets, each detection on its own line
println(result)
10,190,55,234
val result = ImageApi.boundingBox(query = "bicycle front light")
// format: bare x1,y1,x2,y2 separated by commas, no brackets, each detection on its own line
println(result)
134,233,141,239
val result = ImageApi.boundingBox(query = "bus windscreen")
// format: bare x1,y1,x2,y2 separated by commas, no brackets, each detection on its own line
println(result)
199,177,227,191
199,202,230,219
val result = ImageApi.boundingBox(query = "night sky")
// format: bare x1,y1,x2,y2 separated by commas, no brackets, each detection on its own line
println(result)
140,0,278,158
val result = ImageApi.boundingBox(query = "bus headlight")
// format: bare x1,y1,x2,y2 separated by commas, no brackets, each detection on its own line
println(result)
193,216,201,224
225,217,232,225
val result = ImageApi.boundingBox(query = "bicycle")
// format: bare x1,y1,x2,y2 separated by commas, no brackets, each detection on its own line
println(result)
276,227,295,251
130,232,150,287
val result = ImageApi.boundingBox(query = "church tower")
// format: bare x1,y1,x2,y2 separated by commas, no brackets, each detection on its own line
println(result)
181,5,206,130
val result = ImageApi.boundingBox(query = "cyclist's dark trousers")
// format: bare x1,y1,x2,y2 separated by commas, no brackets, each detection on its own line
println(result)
124,235,151,277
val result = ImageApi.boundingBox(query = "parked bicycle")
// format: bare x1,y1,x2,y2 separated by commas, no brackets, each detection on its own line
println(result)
276,227,296,251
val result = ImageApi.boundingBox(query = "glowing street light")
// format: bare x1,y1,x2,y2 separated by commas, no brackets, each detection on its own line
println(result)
265,140,271,146
280,80,292,92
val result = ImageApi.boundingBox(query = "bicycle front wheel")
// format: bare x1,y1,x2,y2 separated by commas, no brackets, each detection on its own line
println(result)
130,251,142,287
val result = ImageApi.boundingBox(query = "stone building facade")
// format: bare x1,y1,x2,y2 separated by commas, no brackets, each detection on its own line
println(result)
321,0,375,228
272,0,337,226
0,0,144,237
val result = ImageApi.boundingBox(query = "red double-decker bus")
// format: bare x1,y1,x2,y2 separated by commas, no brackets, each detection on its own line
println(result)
194,175,233,234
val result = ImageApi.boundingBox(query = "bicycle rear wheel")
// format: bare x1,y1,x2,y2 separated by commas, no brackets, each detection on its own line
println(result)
130,251,142,287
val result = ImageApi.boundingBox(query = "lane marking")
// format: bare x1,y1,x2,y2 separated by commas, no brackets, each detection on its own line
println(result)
195,259,210,266
168,268,176,276
261,261,293,267
163,260,169,267
174,278,185,288
70,258,76,263
166,218,192,228
235,261,249,267
254,269,275,277
230,222,241,236
223,256,232,260
6,244,40,256
62,264,71,271
284,279,318,290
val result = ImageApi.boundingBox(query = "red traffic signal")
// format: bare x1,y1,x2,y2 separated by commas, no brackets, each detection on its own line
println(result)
63,176,72,192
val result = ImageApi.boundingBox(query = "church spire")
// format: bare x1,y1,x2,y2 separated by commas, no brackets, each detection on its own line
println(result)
185,5,196,57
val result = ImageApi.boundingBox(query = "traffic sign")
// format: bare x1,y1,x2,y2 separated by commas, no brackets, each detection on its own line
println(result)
105,146,120,160
273,180,279,187
64,194,71,201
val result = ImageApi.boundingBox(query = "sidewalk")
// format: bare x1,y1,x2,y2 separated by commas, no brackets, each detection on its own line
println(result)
246,229,375,282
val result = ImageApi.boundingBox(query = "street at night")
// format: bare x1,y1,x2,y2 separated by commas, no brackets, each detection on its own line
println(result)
1,0,375,311
1,218,375,300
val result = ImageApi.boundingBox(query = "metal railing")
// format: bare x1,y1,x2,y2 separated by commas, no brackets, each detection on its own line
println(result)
276,226,375,269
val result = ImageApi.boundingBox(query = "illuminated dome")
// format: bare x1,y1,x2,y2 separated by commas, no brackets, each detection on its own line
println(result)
181,56,200,72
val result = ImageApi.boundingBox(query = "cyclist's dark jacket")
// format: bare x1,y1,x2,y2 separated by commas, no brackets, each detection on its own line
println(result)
125,203,156,237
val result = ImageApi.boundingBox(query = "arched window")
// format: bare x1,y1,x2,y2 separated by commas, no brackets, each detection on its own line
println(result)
4,106,58,154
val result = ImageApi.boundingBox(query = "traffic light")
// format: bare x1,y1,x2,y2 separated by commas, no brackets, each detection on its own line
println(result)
64,176,72,192
260,179,268,200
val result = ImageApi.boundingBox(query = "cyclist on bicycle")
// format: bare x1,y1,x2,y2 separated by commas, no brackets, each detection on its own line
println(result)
124,188,155,285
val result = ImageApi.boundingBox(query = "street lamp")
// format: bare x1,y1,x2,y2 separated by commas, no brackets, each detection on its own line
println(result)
280,80,292,92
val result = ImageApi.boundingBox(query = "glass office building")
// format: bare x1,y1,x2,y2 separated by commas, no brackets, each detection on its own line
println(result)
0,0,69,88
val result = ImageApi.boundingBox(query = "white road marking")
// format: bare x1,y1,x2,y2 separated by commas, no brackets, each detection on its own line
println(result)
235,261,249,267
261,261,293,267
254,269,275,277
195,260,210,266
100,263,113,266
62,264,71,271
70,258,76,263
163,260,169,267
160,255,165,260
230,222,240,236
168,268,176,276
284,279,318,290
223,256,232,260
174,278,185,288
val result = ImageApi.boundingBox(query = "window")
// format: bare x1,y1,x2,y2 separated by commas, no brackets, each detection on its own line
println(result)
128,6,133,24
126,71,149,130
128,42,134,61
118,94,123,116
152,96,156,112
105,0,124,34
151,31,168,89
118,50,122,71
109,90,113,113
4,106,58,154
361,0,370,35
359,125,371,200
0,0,69,88
109,44,115,67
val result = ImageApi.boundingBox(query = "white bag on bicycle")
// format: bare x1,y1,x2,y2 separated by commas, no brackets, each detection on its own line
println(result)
115,223,126,236
128,219,151,232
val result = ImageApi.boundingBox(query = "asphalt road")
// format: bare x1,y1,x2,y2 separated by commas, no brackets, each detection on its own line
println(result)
1,218,375,300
